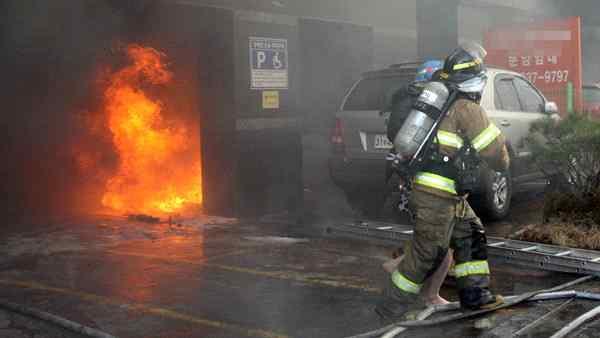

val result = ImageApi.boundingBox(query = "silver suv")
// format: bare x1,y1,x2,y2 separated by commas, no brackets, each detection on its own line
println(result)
329,65,559,220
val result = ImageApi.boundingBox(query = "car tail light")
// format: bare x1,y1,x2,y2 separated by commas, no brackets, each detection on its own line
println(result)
331,118,345,153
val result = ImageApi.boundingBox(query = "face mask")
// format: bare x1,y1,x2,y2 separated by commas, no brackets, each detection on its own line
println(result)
457,74,487,94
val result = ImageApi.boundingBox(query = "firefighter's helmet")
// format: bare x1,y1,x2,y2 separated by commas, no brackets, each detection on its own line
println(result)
441,42,486,82
441,42,488,94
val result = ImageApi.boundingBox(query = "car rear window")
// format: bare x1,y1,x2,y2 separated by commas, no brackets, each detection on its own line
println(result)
343,76,412,111
494,77,521,111
513,77,544,113
584,87,600,103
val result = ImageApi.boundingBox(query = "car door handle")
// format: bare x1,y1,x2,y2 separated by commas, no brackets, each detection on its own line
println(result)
500,120,511,127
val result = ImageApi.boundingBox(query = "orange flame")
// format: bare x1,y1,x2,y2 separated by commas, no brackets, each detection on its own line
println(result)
101,44,202,215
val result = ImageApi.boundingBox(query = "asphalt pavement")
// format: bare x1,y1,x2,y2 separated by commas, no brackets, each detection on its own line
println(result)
1,210,599,338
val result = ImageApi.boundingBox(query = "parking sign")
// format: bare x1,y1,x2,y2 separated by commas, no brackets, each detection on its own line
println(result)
249,37,289,89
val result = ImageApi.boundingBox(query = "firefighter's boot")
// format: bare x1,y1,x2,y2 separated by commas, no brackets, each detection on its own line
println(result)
459,287,504,310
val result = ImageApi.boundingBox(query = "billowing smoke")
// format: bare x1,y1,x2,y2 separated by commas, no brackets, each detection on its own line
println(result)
0,1,162,221
2,0,596,223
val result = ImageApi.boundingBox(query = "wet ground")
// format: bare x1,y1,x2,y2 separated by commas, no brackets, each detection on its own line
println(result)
1,211,600,338
0,307,86,338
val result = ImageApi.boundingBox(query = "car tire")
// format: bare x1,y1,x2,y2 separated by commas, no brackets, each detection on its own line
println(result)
381,190,414,224
344,187,386,219
546,172,573,193
478,168,512,220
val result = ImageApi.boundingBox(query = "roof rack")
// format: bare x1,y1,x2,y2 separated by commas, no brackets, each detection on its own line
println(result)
389,61,422,68
362,68,417,78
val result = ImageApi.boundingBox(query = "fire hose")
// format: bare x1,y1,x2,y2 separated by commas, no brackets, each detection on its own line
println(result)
380,289,600,338
346,275,595,338
0,298,116,338
549,303,600,338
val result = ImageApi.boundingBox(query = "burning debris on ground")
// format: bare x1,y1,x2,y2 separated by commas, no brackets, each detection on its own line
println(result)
126,214,161,224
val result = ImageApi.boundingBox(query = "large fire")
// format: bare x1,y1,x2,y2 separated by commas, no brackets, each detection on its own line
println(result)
99,44,202,215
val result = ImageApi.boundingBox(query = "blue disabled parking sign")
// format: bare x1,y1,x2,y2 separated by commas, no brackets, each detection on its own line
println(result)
249,37,288,89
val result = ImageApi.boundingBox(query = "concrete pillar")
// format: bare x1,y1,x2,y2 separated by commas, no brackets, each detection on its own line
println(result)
416,0,460,60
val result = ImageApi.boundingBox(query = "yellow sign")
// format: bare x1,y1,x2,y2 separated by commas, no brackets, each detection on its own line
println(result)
262,91,280,109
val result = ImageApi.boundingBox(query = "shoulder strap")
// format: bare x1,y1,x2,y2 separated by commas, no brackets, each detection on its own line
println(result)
407,88,458,172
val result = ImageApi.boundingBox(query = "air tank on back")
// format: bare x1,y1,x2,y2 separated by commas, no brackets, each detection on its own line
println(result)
393,81,450,159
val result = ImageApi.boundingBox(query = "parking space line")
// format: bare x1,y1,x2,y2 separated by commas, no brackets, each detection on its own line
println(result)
207,262,380,292
0,279,288,338
106,250,380,293
104,249,249,264
204,249,251,262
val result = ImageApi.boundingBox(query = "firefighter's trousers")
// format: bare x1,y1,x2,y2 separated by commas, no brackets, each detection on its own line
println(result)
393,189,490,299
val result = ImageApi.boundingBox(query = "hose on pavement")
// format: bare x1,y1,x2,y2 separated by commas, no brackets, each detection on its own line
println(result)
0,299,116,338
347,275,595,338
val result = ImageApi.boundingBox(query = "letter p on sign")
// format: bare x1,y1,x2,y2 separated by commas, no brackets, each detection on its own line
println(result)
256,51,266,69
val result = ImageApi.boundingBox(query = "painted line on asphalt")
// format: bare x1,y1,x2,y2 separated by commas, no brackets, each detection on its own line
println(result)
206,249,259,262
204,249,253,262
106,250,380,293
103,249,250,265
0,279,288,338
207,262,380,292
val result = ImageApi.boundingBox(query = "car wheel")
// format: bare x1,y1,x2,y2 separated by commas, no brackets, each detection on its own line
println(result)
479,168,512,220
380,188,414,224
546,172,574,193
344,188,386,219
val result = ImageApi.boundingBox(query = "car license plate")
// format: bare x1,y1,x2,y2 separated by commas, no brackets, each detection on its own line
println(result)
374,134,393,149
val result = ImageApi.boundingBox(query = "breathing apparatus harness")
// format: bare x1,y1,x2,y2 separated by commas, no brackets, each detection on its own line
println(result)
388,83,481,196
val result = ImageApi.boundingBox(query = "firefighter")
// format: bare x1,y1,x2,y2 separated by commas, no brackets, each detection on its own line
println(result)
383,59,454,306
376,42,510,320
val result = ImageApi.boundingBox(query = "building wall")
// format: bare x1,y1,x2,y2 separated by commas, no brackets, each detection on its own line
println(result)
557,0,600,84
174,0,590,71
458,0,561,45
175,0,417,69
340,0,417,68
459,0,600,84
174,0,345,20
174,0,600,81
582,26,600,84
372,28,417,68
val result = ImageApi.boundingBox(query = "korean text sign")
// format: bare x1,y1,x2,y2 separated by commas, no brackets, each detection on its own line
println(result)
484,17,582,113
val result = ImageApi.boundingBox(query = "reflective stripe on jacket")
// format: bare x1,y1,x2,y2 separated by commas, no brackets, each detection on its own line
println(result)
413,98,510,199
